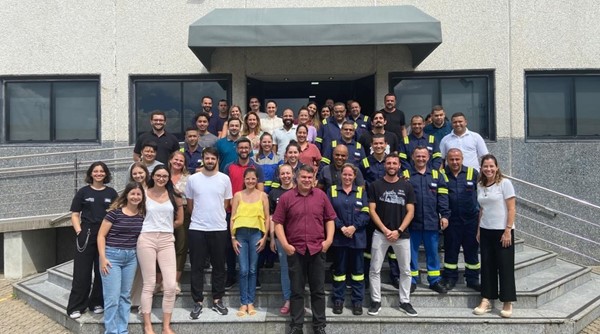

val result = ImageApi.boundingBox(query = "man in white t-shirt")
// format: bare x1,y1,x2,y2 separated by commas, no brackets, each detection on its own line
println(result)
185,147,233,319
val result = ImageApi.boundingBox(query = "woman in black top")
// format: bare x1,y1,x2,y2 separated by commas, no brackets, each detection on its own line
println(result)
67,162,118,319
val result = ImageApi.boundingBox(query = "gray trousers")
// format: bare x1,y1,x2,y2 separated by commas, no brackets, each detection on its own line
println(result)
369,230,411,304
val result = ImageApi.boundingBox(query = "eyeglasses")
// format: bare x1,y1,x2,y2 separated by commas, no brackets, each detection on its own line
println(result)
154,174,169,179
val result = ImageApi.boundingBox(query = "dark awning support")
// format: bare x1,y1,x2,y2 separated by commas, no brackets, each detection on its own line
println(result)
188,6,442,70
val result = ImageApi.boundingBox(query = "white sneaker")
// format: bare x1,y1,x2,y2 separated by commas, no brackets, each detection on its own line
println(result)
69,311,81,319
93,306,104,314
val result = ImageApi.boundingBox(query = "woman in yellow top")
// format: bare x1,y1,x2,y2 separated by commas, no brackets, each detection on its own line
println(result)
231,168,270,317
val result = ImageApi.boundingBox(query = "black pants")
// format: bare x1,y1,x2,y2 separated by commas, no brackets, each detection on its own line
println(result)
188,230,227,302
288,250,326,330
67,223,103,314
480,228,516,302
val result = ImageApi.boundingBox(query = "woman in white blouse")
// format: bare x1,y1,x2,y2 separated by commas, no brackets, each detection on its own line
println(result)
473,154,516,318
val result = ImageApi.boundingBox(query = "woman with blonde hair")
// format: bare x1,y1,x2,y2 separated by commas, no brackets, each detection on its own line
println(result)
473,154,517,318
242,111,263,155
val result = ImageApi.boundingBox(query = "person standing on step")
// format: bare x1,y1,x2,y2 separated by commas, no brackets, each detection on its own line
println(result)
367,154,417,317
473,154,516,318
230,168,270,317
67,161,118,320
403,146,450,295
440,148,481,291
137,165,183,334
97,182,145,334
327,163,370,316
273,165,337,334
186,147,232,319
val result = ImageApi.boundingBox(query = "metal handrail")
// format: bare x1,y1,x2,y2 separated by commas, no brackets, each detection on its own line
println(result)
0,145,135,161
506,175,600,210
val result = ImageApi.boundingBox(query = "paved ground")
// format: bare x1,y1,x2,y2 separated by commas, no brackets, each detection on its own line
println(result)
2,269,600,334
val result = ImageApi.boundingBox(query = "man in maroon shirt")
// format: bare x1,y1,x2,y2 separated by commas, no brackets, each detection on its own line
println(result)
273,165,337,334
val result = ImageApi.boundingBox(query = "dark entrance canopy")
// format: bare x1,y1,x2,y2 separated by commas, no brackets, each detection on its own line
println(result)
188,6,442,70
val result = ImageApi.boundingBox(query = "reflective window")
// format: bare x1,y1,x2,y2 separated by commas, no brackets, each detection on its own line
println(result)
526,72,600,139
4,79,99,142
132,75,231,141
390,71,495,140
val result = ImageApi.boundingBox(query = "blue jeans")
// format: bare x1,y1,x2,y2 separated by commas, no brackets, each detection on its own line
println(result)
101,247,138,334
236,228,262,305
275,238,291,301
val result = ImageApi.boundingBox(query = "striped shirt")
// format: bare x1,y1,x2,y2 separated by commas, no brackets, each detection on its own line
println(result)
104,208,144,249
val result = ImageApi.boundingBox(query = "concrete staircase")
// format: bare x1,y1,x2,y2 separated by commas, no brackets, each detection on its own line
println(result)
13,239,600,334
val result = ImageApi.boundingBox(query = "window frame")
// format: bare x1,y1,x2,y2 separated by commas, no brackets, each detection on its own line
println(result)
129,74,232,144
388,70,496,141
1,75,101,144
525,70,600,141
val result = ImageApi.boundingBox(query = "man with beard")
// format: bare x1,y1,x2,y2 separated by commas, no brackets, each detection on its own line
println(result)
133,111,180,164
399,115,442,171
181,127,203,174
186,147,233,319
215,99,229,137
248,96,261,114
195,112,218,149
200,96,219,136
424,105,452,143
358,111,399,156
215,118,243,172
260,100,284,135
367,154,417,317
273,108,298,158
381,93,407,140
223,138,265,289
273,165,337,334
317,144,365,190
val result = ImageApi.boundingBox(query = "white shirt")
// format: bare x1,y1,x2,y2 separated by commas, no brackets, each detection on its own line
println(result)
440,128,489,170
260,114,284,135
477,178,515,230
142,197,174,233
273,125,298,158
185,172,232,231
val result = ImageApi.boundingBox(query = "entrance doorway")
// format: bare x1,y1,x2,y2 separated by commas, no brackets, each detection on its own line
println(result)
246,75,375,117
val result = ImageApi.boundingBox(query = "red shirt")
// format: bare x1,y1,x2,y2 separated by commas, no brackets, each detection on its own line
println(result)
272,188,337,255
298,142,322,168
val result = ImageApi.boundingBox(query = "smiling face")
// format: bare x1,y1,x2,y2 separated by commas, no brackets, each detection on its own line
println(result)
297,170,314,193
91,165,107,183
341,166,356,187
236,141,251,160
131,166,147,183
307,103,317,117
202,152,218,171
202,97,213,113
412,148,429,169
243,170,258,190
260,134,273,154
371,137,386,155
481,157,498,180
246,113,258,130
333,146,348,168
249,98,260,112
321,107,331,119
384,156,400,177
282,109,294,127
152,169,170,188
266,102,277,117
230,106,241,119
451,115,467,135
127,187,144,206
298,109,310,125
196,115,209,132
446,149,463,174
228,119,241,137
410,117,424,137
341,123,355,142
296,126,308,143
285,146,299,164
350,102,361,118
278,165,294,187
371,112,386,129
141,146,156,164
384,95,396,111
151,114,165,132
333,105,346,123
169,152,186,173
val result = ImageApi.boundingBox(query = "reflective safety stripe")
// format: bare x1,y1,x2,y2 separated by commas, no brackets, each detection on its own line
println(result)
352,274,365,281
357,187,363,198
332,140,338,148
316,137,323,143
357,142,362,149
362,158,370,168
428,270,441,277
322,119,328,125
399,152,408,159
363,115,369,122
353,122,358,129
387,252,397,259
403,137,409,144
331,185,337,198
432,152,442,158
361,207,369,213
438,187,449,194
465,262,481,270
363,252,372,259
333,274,346,282
403,170,410,178
264,180,273,186
179,147,184,152
466,167,474,181
411,271,419,277
444,263,458,270
428,135,435,144
321,157,331,164
271,182,281,188
432,170,438,178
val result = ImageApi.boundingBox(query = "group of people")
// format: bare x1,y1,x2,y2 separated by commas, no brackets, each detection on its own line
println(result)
66,94,517,334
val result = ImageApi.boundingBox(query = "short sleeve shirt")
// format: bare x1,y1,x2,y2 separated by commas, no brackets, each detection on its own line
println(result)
368,178,416,236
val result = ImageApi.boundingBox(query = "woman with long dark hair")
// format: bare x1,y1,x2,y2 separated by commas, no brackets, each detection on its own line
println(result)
67,162,118,319
137,165,183,334
473,154,516,318
97,182,146,333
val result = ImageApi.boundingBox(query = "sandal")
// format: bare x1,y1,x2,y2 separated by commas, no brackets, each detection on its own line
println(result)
236,305,248,317
280,301,290,315
248,304,257,316
473,298,492,315
500,303,513,318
